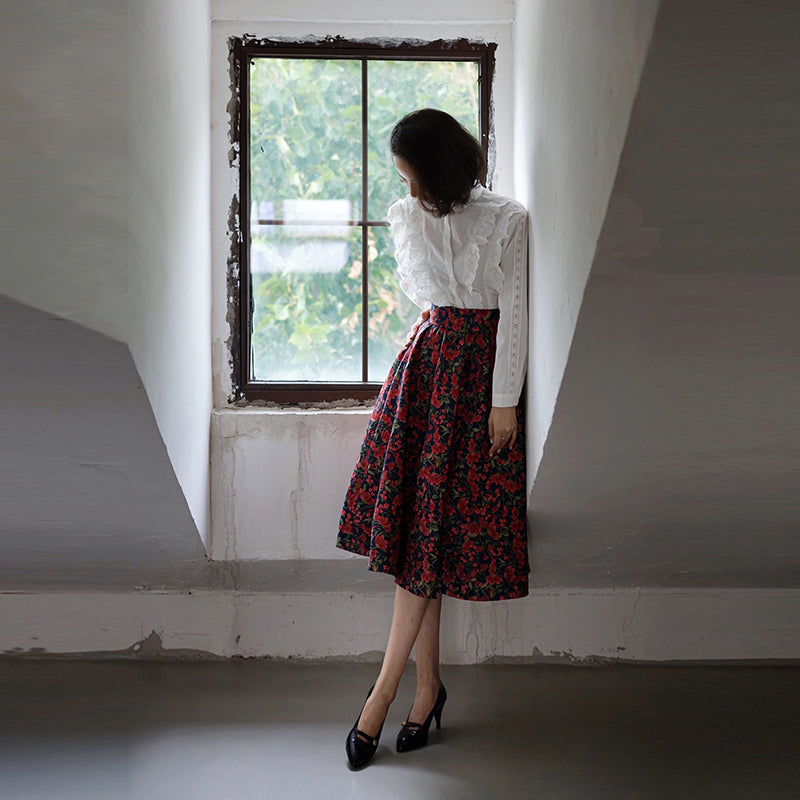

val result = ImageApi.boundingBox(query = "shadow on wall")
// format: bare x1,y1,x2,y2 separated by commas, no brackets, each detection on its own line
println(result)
528,0,800,590
0,295,205,588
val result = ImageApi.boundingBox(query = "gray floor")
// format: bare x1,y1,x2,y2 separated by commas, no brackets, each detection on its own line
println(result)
0,660,797,800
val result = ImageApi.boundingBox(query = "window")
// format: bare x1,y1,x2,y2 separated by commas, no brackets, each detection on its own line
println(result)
230,38,494,402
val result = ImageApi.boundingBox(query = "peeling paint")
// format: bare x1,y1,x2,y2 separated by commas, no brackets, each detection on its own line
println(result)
2,646,48,656
482,650,618,666
226,37,241,164
123,631,223,660
3,632,228,662
226,193,242,404
225,35,244,404
239,33,492,52
3,588,798,662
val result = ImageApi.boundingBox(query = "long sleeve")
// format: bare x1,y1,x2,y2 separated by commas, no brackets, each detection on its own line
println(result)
491,212,528,407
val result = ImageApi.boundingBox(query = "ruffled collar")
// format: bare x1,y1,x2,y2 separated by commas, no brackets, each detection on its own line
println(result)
387,183,512,308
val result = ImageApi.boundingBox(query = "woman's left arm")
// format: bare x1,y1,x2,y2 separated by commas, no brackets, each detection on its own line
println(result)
489,210,529,456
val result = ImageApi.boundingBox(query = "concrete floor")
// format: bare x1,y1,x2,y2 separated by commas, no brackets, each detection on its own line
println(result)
0,660,797,800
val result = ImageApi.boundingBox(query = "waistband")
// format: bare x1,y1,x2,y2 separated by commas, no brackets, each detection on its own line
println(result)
429,305,499,334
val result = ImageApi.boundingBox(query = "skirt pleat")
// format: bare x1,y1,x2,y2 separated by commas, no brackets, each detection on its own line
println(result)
336,305,529,601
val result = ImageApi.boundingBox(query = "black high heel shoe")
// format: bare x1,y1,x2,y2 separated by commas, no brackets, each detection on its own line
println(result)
345,687,385,769
396,682,447,753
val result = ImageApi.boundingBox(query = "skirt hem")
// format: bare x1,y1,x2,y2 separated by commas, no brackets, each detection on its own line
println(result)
337,544,529,602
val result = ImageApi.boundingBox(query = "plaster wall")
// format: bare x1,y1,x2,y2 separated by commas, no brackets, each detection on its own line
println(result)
4,587,797,662
209,0,517,559
211,410,368,560
211,0,515,22
513,0,661,486
0,1,213,542
126,0,214,543
0,298,204,587
0,0,131,341
209,0,660,560
529,0,800,588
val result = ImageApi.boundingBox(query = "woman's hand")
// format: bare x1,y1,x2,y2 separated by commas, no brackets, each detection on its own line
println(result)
488,406,517,458
404,308,431,345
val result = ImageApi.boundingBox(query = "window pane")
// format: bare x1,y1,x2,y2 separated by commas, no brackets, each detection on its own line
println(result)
368,225,420,381
250,59,362,222
244,50,486,394
251,224,362,382
367,60,480,221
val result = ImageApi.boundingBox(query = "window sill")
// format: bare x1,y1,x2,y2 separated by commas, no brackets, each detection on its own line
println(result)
214,402,373,416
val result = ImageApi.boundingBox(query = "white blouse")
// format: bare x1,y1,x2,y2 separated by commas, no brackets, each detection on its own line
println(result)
387,185,528,407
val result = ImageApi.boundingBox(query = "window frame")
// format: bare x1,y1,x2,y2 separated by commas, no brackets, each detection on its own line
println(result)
230,36,495,404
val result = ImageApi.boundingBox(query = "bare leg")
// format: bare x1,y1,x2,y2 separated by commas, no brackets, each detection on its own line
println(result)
406,595,442,724
356,585,431,739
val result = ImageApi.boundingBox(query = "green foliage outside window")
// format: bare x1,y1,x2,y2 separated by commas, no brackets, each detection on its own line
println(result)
249,57,480,383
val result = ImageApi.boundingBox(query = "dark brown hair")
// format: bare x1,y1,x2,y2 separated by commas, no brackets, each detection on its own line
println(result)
390,109,486,217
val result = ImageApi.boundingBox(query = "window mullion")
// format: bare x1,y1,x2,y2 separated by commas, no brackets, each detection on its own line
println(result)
361,59,369,383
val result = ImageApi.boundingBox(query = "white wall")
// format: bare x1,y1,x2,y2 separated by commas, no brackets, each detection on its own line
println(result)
211,410,368,559
209,0,517,559
126,0,214,543
0,1,131,341
528,0,800,589
5,587,798,662
0,0,661,560
0,297,206,579
210,0,661,558
0,0,213,543
513,0,660,487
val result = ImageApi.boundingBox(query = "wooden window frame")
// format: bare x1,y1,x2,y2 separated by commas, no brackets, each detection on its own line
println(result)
229,36,495,404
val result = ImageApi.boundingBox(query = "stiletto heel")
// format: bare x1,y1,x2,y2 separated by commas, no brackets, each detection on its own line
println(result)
345,686,385,769
396,682,447,753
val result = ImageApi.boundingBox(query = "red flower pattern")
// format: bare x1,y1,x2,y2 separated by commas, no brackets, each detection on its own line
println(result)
336,306,529,601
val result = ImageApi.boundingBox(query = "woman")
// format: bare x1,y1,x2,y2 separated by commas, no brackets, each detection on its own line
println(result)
336,108,529,769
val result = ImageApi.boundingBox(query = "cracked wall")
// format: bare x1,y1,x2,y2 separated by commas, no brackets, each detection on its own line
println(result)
210,409,370,559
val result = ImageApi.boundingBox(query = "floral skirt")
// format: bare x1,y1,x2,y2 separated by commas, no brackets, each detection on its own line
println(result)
336,305,529,601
